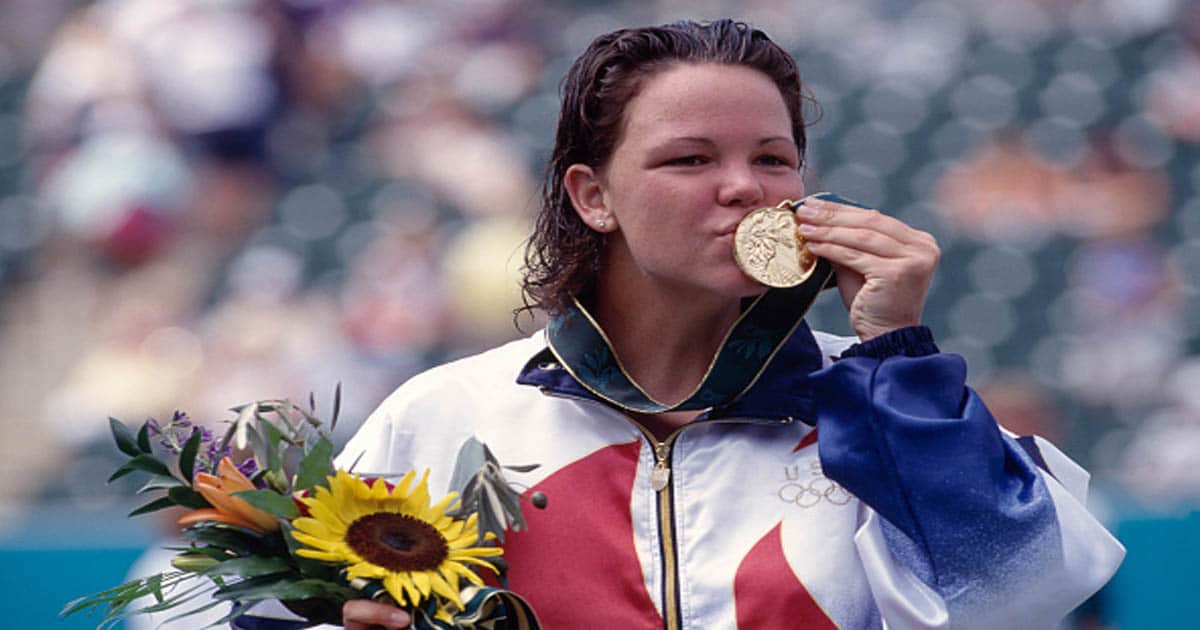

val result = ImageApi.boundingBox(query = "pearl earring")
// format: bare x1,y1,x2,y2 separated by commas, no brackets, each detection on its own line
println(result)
597,218,607,229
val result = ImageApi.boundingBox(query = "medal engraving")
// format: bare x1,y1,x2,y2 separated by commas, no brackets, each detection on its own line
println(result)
733,201,817,288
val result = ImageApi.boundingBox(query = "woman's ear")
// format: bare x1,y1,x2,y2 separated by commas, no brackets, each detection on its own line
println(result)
564,164,617,233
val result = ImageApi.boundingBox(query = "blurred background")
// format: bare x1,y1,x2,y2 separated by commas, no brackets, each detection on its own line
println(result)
0,0,1196,627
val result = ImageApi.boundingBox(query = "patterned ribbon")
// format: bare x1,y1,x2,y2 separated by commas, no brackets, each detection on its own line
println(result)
546,193,870,414
411,586,540,630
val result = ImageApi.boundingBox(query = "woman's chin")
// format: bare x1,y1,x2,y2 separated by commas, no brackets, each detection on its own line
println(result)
723,275,769,300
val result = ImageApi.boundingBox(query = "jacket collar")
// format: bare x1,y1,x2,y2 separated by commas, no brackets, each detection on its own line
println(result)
516,268,830,424
516,319,823,424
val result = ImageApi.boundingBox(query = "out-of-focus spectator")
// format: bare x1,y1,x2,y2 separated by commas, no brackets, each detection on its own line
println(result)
935,136,1063,244
976,371,1067,444
1,3,1199,628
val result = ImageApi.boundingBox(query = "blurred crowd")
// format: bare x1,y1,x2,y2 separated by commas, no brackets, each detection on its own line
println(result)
0,0,1198,607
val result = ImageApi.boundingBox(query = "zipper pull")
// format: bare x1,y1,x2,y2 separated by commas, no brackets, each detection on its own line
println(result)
651,442,671,492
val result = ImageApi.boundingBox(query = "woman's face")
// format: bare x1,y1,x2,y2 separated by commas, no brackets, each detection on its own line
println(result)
592,62,804,301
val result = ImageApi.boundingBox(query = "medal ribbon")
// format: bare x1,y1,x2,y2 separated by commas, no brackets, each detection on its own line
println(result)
545,260,831,413
545,193,869,413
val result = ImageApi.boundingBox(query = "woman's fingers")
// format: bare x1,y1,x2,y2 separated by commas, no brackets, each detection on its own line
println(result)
800,223,911,260
792,196,941,340
343,599,411,630
796,200,939,280
801,197,932,238
805,239,937,294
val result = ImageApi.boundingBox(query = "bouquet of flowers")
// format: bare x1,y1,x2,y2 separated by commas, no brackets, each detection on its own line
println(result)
62,389,541,629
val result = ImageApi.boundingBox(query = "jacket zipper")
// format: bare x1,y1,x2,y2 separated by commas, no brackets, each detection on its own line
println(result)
646,428,682,630
640,417,795,630
538,387,797,630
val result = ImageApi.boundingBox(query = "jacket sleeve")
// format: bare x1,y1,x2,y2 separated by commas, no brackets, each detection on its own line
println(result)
809,333,1124,629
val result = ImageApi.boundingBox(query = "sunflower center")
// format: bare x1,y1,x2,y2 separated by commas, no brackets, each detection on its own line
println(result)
346,512,449,572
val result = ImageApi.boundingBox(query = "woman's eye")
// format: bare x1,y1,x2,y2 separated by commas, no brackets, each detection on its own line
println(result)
756,155,794,167
664,155,709,167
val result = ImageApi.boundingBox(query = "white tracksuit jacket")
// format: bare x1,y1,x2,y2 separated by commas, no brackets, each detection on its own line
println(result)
334,323,1124,629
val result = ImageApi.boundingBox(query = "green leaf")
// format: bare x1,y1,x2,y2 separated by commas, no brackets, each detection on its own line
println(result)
234,489,299,519
136,422,154,453
110,418,142,457
179,427,204,484
165,544,235,562
137,476,184,494
168,485,211,509
129,496,178,517
157,594,232,627
61,571,196,621
331,382,342,431
127,579,215,616
294,437,334,491
147,573,164,603
213,576,358,603
182,524,270,556
108,454,175,483
259,418,286,478
204,555,293,578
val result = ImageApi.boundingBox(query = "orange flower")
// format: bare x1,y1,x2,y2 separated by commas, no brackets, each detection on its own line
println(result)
177,457,279,533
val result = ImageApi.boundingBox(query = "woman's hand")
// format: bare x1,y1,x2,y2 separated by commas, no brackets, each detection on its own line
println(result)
796,196,940,341
343,599,411,630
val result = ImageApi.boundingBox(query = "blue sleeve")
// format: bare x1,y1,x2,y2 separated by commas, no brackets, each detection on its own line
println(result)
810,343,1060,595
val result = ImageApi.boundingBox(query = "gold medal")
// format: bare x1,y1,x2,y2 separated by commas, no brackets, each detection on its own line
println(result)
733,199,817,288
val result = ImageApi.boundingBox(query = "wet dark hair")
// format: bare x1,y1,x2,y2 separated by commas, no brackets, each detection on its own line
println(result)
520,19,810,315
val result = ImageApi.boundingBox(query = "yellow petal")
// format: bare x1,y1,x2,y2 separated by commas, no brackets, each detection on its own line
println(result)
387,573,421,608
451,546,504,558
291,516,336,539
427,570,462,607
394,470,417,496
369,477,391,501
345,561,388,580
308,483,334,505
445,559,487,585
409,471,432,512
430,491,459,516
290,531,338,551
295,549,347,562
290,517,323,535
306,499,345,530
412,570,433,598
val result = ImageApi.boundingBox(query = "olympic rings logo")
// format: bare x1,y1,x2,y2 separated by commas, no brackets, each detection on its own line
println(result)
776,477,853,508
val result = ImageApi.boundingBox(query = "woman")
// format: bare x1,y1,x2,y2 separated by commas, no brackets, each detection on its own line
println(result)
340,19,1123,629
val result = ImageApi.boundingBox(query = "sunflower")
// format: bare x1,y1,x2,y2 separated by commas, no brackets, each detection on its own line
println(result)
290,469,502,616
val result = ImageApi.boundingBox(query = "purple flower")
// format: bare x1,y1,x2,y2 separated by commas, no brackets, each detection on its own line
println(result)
236,457,259,480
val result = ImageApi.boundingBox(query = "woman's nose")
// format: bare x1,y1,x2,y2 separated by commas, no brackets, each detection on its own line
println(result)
716,164,765,208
